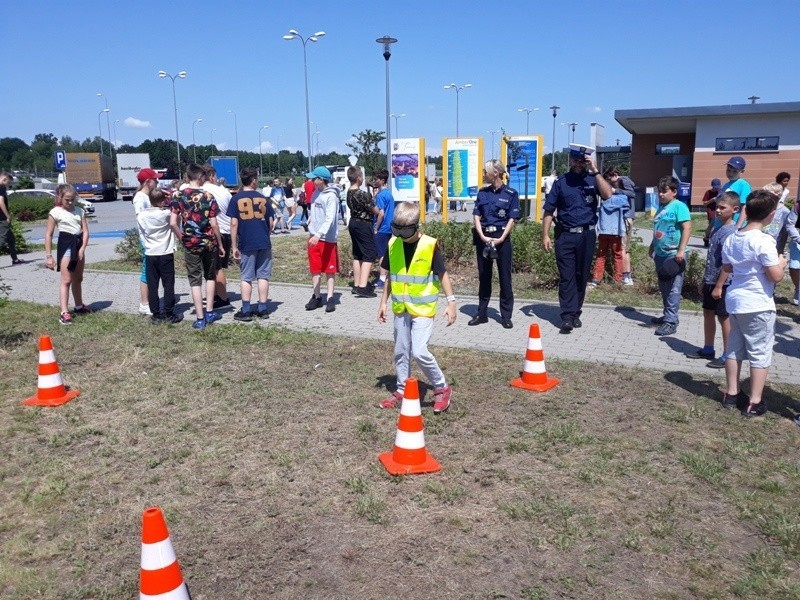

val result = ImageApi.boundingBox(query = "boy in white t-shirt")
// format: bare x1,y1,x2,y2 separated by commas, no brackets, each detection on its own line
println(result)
715,190,786,416
137,188,182,324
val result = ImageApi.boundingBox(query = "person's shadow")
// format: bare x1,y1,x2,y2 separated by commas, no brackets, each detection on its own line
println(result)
664,370,800,419
374,374,435,408
519,302,561,327
614,305,657,328
773,319,800,360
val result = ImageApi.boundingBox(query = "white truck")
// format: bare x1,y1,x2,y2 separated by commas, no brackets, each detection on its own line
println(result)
117,153,151,201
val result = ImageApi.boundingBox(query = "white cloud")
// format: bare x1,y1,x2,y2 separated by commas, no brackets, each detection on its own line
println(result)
216,142,228,151
124,117,152,128
586,106,602,114
251,141,274,153
283,146,300,153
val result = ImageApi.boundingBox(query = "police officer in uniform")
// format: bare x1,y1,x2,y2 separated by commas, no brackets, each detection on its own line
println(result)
542,144,612,334
470,159,521,329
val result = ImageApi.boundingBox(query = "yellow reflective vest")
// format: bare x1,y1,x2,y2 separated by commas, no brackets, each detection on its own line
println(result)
389,234,441,317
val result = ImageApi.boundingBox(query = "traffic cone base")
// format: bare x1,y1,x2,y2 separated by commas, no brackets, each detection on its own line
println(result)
23,335,80,407
379,378,441,475
509,323,560,392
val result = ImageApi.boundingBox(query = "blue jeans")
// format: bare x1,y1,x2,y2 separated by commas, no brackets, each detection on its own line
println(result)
654,255,684,325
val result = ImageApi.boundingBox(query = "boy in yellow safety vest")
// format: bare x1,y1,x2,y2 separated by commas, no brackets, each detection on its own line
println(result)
377,202,457,413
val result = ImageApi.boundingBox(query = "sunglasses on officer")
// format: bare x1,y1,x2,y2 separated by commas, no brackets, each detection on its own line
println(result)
391,221,418,240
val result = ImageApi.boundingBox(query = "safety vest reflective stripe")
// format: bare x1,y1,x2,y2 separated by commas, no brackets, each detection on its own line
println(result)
392,273,440,284
391,293,440,305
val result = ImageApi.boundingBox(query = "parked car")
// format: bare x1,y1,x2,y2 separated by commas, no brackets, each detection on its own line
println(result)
8,189,95,214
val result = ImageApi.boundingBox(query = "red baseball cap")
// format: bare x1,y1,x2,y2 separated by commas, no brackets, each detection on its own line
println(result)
136,168,160,183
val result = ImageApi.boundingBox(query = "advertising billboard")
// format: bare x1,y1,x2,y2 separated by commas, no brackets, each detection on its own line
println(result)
390,138,425,205
501,135,544,220
442,138,483,221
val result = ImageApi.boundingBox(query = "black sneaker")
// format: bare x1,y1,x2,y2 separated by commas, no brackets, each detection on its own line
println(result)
686,348,715,360
650,316,665,326
213,296,231,309
655,322,677,336
572,317,582,328
254,309,270,319
354,286,377,298
325,298,336,313
150,313,168,325
742,401,767,417
233,309,253,322
305,295,323,310
166,313,184,324
559,320,573,334
721,391,746,409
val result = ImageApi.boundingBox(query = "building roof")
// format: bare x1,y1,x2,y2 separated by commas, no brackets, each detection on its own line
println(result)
615,101,800,135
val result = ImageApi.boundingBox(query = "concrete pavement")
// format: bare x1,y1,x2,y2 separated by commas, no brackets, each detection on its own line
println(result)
3,225,799,385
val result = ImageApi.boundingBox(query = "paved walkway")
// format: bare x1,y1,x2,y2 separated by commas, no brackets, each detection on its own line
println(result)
3,229,799,385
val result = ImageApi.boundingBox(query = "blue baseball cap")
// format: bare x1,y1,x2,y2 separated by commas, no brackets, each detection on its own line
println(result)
711,178,721,187
306,166,332,182
726,156,746,171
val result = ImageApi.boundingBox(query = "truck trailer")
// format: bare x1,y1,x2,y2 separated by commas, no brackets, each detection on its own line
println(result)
65,152,117,202
117,153,151,201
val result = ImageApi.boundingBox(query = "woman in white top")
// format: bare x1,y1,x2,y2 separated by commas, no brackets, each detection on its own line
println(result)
44,184,90,325
133,168,160,315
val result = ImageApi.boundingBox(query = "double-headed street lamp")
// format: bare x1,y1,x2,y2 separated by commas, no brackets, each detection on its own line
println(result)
258,124,269,176
391,113,406,138
377,36,397,177
97,108,110,157
561,121,578,144
97,93,112,158
192,118,203,163
283,29,326,174
443,83,471,137
158,70,187,176
487,129,500,159
517,107,539,135
549,105,560,172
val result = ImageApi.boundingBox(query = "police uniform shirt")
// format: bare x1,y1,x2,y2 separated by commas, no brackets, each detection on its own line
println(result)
543,172,600,228
473,183,521,229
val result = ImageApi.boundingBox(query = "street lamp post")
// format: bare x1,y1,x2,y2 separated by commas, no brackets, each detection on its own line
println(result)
158,70,187,177
192,118,203,163
313,130,321,165
113,119,120,151
443,83,472,137
549,105,560,172
210,128,216,153
283,29,326,174
97,93,112,158
97,108,109,157
228,109,239,162
258,124,269,176
562,122,578,143
391,113,406,138
486,129,500,159
517,107,539,135
377,35,398,177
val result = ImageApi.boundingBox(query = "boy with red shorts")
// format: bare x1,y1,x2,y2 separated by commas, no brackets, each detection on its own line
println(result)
305,166,340,313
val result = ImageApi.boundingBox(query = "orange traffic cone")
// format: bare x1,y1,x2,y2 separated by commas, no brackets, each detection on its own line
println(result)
379,378,441,475
23,335,80,406
510,323,560,392
140,507,191,600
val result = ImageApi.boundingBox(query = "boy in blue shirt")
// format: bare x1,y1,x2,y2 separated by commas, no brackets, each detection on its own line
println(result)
649,176,692,336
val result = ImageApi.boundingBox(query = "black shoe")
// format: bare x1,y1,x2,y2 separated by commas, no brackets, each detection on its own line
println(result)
213,296,231,309
254,309,270,319
468,315,488,326
354,286,377,298
559,320,574,334
325,298,336,313
150,313,168,325
572,317,582,328
650,316,665,326
501,319,513,329
166,313,184,324
233,309,253,322
703,238,710,248
301,222,309,232
687,348,715,360
11,258,24,265
742,400,767,417
655,322,678,336
305,295,323,310
722,391,747,410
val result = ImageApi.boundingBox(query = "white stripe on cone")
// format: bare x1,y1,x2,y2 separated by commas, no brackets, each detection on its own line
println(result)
39,350,56,363
37,373,65,389
140,585,190,600
524,360,547,374
394,429,426,450
399,399,421,417
140,539,177,571
526,337,543,351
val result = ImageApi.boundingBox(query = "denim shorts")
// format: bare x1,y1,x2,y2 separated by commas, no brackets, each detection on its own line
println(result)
239,248,273,281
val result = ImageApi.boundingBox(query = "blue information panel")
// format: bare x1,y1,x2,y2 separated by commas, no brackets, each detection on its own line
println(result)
54,150,67,171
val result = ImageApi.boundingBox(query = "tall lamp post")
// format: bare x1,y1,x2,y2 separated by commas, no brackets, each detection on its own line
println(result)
517,107,539,135
158,70,187,177
228,109,239,162
486,129,500,159
258,124,269,176
210,128,216,153
192,118,203,163
549,105,560,172
377,35,397,177
391,113,406,138
97,109,109,157
283,29,326,174
97,93,112,158
568,122,578,143
113,119,120,151
314,130,321,165
443,83,472,137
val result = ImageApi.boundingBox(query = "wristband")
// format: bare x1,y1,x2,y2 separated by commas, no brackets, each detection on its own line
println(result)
446,295,456,303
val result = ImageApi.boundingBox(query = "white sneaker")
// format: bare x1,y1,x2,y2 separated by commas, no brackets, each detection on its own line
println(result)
792,298,799,306
623,277,634,286
139,303,152,316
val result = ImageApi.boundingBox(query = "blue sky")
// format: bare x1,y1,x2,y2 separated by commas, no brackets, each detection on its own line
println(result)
5,0,798,159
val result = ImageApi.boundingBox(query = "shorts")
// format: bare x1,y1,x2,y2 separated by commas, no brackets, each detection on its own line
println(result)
701,283,729,317
789,240,800,269
374,232,392,259
621,219,633,253
140,241,147,283
239,248,273,281
184,248,217,287
285,197,296,208
349,219,377,262
307,240,339,275
726,311,775,368
216,233,232,269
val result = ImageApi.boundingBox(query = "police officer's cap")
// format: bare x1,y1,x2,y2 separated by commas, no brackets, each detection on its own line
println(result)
568,143,595,158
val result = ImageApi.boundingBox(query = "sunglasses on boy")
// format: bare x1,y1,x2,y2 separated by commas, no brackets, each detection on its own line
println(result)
391,222,418,239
